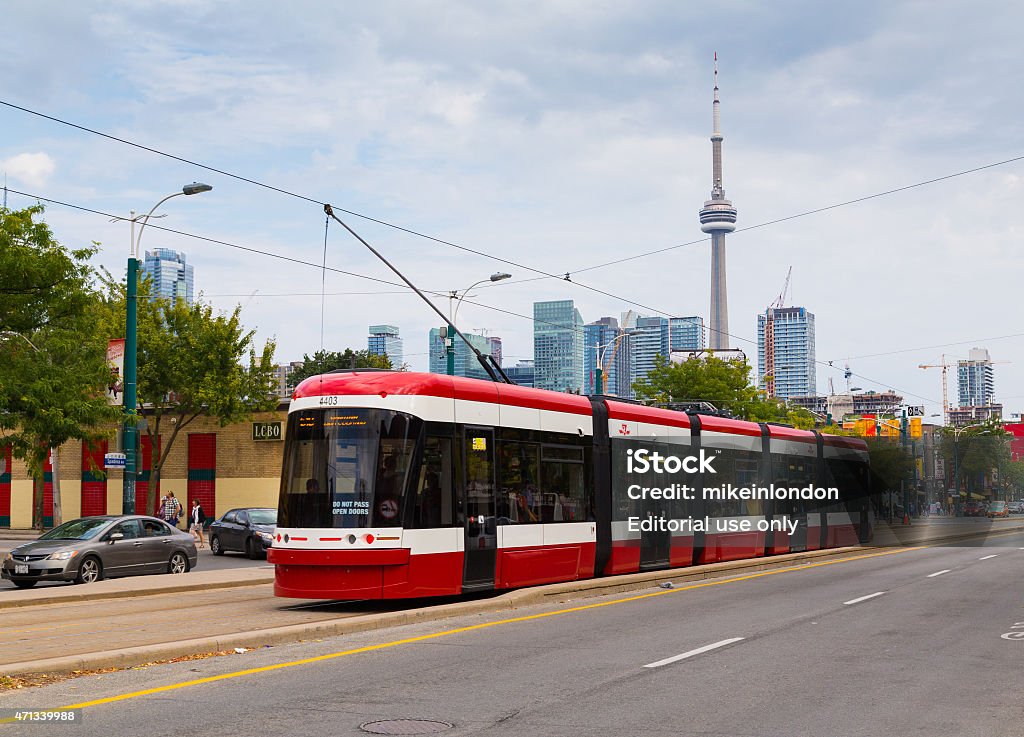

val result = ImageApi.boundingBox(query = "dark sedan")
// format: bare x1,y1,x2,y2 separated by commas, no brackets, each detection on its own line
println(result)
208,508,277,559
1,516,197,588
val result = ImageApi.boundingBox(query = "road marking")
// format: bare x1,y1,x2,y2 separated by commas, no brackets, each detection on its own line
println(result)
23,547,918,718
843,592,886,605
979,554,999,560
644,637,745,668
926,569,951,578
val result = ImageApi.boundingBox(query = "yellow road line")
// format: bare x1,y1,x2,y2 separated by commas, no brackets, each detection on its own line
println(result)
9,546,921,717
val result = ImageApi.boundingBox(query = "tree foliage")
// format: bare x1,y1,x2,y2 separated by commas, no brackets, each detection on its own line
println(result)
935,420,1011,495
632,354,815,429
288,348,392,386
0,206,118,527
96,274,277,514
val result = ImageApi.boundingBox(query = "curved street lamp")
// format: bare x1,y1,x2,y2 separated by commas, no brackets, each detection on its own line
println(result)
123,183,212,515
445,273,511,376
594,333,630,395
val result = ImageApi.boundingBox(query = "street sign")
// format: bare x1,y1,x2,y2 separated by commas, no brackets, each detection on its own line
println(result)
104,452,126,469
907,405,925,417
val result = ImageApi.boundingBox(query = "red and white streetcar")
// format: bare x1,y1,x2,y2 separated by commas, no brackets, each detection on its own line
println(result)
268,370,871,599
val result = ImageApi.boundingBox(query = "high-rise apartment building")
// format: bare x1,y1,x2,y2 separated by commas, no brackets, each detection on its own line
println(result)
758,306,816,400
141,248,194,304
428,329,493,381
631,316,669,388
486,336,503,368
669,316,705,353
272,361,306,400
533,300,584,393
367,325,403,368
504,359,536,388
958,348,995,407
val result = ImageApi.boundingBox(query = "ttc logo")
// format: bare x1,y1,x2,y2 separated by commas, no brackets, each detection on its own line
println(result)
619,423,631,436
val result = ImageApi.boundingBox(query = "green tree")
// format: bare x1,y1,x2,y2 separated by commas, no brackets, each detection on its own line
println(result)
936,420,1010,498
632,354,815,429
288,348,392,386
97,275,277,514
0,206,118,528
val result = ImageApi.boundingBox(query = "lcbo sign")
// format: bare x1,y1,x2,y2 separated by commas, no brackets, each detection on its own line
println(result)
252,421,283,441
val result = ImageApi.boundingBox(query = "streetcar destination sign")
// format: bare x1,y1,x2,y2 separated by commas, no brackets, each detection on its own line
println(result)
252,421,283,441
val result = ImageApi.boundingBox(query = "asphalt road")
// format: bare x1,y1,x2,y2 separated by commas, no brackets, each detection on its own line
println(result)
3,544,1022,736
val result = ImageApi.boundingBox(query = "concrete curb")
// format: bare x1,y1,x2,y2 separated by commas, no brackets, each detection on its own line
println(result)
1,546,863,677
0,575,275,610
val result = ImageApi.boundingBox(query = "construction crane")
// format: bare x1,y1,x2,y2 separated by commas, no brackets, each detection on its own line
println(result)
761,267,793,398
919,354,954,423
769,266,793,310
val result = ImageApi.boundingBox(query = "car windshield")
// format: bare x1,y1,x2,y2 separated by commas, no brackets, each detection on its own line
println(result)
38,518,110,541
990,502,1006,509
248,509,277,525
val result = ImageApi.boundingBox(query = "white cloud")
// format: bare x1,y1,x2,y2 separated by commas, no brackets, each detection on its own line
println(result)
3,152,56,188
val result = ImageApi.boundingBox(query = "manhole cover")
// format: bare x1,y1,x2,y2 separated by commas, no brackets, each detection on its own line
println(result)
360,719,454,735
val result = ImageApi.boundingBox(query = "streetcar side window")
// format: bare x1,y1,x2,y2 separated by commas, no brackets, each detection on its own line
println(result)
408,436,456,528
771,453,817,515
497,441,541,524
705,447,762,517
540,444,592,522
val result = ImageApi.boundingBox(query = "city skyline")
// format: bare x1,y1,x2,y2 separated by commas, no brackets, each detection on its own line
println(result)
2,2,1024,421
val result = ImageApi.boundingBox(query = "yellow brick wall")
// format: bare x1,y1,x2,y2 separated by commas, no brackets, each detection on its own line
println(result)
3,409,288,528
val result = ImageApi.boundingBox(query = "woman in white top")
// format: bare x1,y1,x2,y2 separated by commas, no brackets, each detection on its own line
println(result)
190,500,206,548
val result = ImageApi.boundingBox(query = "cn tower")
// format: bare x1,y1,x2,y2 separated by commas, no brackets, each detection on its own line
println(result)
698,53,738,350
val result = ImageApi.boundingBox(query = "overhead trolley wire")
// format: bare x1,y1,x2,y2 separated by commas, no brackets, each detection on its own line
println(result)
2,98,981,403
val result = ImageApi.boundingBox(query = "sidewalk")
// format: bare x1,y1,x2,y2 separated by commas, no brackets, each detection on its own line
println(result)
0,566,274,609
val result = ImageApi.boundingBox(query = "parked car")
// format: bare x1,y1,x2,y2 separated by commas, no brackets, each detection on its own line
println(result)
1,516,197,589
963,501,986,517
987,501,1010,518
208,508,277,559
1007,501,1024,515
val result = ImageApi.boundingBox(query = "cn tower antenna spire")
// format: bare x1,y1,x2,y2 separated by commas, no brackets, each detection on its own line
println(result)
698,52,738,351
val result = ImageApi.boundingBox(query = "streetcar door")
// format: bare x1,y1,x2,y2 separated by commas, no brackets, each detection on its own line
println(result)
789,500,808,552
462,427,497,590
638,442,671,570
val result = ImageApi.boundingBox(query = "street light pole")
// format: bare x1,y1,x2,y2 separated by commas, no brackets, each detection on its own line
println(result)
446,273,510,376
594,333,630,395
122,183,212,515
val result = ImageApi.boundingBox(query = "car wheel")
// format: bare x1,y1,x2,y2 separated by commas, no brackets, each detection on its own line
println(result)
210,535,224,556
75,556,103,584
12,580,37,589
244,537,258,560
168,552,189,575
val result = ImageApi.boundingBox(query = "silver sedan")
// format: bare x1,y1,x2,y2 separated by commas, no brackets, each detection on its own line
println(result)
1,515,198,588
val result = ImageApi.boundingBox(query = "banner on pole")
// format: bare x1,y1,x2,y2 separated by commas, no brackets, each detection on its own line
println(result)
106,339,125,406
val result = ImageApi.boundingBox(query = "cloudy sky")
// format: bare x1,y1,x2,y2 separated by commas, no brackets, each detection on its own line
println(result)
3,1,1023,419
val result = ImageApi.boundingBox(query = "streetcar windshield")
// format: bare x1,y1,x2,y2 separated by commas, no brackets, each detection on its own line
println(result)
278,408,421,529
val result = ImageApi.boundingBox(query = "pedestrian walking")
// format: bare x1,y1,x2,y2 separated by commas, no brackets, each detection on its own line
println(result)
161,491,182,526
190,499,206,548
